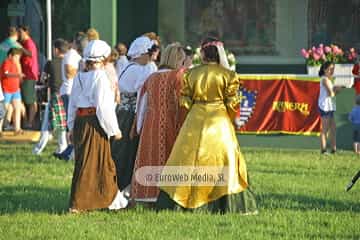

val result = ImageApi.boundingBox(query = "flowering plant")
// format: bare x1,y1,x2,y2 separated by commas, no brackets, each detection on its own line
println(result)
192,47,237,70
301,44,358,66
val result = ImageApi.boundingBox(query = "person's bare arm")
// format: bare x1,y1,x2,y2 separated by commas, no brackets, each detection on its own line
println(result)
323,78,342,96
3,71,22,78
21,48,32,57
65,64,78,79
323,78,335,97
333,85,345,94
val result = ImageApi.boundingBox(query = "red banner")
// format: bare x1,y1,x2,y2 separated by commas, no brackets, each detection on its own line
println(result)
235,75,321,136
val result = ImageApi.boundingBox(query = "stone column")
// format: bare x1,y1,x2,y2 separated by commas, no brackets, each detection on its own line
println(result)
90,0,117,46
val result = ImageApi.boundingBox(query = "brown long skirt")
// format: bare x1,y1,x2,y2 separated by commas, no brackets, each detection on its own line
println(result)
69,114,118,211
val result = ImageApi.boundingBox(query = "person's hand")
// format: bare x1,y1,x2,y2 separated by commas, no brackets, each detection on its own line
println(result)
115,91,121,104
114,132,122,140
129,120,137,139
68,131,73,143
334,86,345,93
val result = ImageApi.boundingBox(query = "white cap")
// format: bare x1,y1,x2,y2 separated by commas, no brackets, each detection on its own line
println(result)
83,40,111,62
127,36,154,59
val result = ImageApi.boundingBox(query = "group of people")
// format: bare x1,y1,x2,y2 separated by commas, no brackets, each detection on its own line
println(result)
38,29,257,214
2,22,359,215
0,26,39,136
2,22,360,214
32,28,137,159
0,25,258,213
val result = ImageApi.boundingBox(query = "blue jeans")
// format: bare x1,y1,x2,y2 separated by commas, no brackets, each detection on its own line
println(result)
318,108,334,118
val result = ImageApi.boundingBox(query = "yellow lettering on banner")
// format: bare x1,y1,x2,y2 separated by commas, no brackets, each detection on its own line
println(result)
272,101,279,111
272,101,310,116
290,102,296,111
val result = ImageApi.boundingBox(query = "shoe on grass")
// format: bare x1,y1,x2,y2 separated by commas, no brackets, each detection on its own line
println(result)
321,150,329,155
55,145,74,161
345,181,354,192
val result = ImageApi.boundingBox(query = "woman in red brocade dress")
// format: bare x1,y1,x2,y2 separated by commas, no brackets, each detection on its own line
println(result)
130,43,186,202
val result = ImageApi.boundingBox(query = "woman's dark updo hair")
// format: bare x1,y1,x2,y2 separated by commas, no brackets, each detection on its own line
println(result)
201,37,220,64
318,61,334,77
85,60,96,72
148,44,159,55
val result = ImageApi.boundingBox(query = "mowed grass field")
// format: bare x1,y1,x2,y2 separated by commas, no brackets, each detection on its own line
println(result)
0,142,359,240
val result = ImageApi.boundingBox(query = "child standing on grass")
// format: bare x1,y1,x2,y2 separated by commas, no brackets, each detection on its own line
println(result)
33,39,70,156
0,48,23,135
318,61,343,154
349,95,360,154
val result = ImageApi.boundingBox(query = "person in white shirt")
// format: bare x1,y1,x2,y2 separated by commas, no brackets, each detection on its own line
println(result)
61,32,86,111
318,61,343,154
115,42,128,77
111,36,157,197
54,32,88,160
67,40,127,213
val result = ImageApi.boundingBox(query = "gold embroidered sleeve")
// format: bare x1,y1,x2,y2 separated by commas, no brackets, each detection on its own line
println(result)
225,72,240,119
179,70,193,110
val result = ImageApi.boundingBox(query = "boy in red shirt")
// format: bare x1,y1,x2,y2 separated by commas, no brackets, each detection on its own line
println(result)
0,48,23,135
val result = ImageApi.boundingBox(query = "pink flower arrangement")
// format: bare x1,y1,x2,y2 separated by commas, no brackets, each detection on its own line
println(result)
301,44,358,66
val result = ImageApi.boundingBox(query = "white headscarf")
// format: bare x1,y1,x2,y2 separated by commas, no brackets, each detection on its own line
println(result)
127,36,154,59
83,40,111,62
217,44,230,70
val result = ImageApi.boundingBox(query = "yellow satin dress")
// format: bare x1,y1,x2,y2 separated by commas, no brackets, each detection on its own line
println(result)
160,63,248,208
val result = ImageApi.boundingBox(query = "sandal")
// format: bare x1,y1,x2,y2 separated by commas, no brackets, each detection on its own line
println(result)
69,208,81,214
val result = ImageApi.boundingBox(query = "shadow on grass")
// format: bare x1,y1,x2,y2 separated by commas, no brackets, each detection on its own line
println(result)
255,168,312,177
0,185,70,214
0,151,61,164
0,142,59,164
259,192,360,212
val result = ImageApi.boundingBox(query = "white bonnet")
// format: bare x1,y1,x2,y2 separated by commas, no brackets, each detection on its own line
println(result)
83,40,111,62
127,36,154,59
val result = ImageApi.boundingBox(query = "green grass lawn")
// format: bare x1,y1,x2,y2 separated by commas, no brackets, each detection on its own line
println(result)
0,142,359,239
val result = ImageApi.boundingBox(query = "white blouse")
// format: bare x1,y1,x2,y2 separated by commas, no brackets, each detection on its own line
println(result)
318,76,336,112
118,62,155,93
145,61,158,74
136,69,171,133
67,70,121,138
115,55,129,77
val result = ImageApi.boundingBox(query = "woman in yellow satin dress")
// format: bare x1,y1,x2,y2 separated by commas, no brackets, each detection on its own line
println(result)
156,37,258,213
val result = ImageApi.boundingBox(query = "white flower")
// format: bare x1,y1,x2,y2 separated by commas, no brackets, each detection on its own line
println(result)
195,47,201,55
228,54,236,62
193,54,200,61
